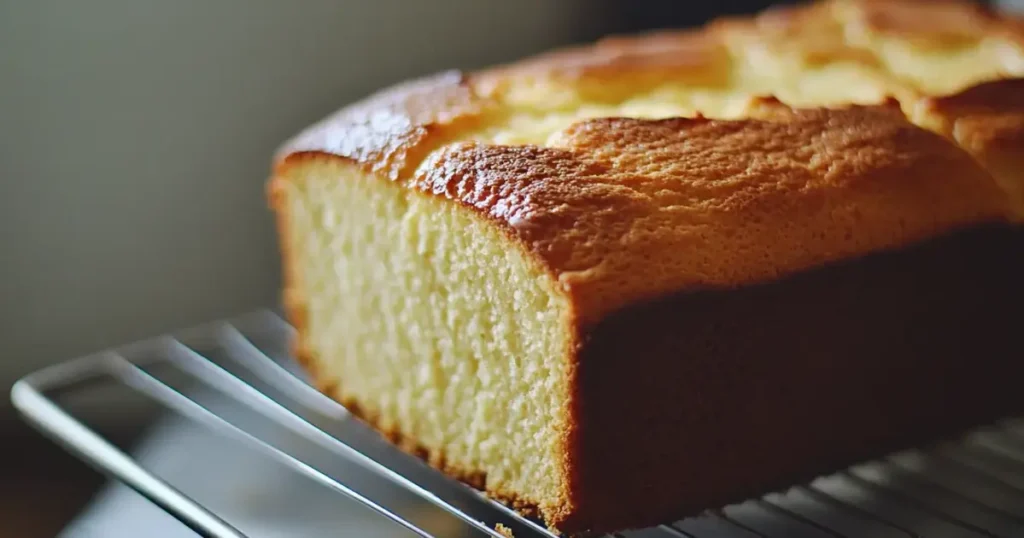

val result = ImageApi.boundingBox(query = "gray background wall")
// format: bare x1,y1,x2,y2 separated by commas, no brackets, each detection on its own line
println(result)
0,0,598,405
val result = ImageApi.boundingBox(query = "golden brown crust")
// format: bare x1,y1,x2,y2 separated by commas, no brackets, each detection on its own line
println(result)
276,71,485,181
413,101,1009,324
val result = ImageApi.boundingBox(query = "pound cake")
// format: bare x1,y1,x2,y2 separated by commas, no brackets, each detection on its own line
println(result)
269,0,1024,534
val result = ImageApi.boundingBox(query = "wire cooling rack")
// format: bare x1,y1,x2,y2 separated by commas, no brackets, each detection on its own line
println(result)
11,310,1024,538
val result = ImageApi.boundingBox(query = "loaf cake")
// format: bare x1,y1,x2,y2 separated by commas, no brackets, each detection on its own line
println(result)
269,0,1024,534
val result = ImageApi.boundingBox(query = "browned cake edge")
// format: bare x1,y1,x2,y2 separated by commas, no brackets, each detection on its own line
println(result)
561,223,1024,533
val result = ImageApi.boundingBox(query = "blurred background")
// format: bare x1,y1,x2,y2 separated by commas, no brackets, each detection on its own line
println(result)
1,0,1021,536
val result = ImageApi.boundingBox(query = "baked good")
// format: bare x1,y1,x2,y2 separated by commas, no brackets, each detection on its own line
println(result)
269,0,1024,534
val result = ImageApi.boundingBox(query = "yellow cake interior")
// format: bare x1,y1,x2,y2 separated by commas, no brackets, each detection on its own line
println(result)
276,159,574,511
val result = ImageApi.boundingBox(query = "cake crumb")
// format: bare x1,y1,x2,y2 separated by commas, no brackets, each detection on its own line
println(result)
494,523,515,537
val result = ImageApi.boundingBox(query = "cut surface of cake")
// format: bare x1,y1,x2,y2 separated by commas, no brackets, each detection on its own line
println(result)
269,0,1024,534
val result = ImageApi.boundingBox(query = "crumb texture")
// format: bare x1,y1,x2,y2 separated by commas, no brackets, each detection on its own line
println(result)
275,160,573,516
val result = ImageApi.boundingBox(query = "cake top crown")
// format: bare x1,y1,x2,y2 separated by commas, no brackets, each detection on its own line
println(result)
277,0,1023,322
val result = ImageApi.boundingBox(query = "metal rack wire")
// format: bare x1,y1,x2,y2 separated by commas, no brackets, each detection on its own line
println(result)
11,310,1024,537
